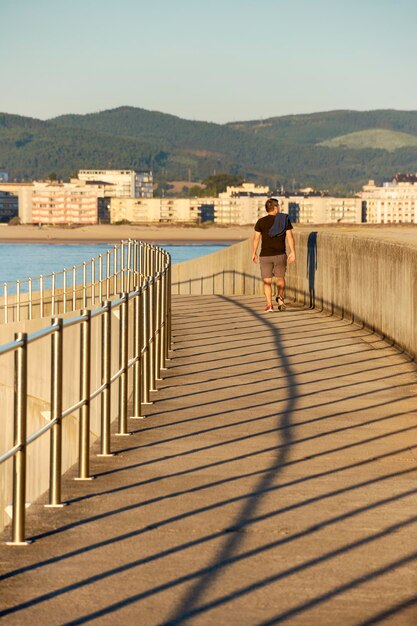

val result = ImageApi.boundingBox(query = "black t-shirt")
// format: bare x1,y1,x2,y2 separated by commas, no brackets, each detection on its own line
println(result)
254,214,293,256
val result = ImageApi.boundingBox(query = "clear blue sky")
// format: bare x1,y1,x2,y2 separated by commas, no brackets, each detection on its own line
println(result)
2,0,417,123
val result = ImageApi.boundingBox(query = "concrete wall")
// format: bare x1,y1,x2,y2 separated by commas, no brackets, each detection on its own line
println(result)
171,227,417,360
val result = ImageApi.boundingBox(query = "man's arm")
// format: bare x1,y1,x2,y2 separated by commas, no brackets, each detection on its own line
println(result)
252,231,261,263
286,230,296,263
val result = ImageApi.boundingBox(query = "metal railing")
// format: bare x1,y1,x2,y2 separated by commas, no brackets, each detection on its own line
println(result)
0,240,172,545
1,239,146,323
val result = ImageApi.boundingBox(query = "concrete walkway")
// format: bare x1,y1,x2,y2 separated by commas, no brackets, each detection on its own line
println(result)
1,295,417,626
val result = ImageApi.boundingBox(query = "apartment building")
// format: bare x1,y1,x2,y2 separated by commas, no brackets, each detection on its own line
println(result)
77,169,153,198
360,176,417,223
110,197,201,223
215,183,269,224
0,191,18,222
0,183,34,223
280,195,362,224
110,189,362,226
213,196,267,224
31,182,107,225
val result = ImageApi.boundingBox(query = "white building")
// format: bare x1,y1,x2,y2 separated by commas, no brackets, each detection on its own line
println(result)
110,191,362,226
360,177,417,224
281,196,362,224
215,182,269,224
110,197,201,223
219,182,270,198
31,181,107,225
214,196,267,224
77,169,153,198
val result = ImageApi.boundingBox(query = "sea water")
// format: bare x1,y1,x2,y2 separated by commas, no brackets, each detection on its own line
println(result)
0,243,228,288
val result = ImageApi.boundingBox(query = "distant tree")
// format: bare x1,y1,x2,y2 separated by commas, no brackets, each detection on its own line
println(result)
154,180,173,197
188,184,205,197
48,172,58,181
201,174,245,196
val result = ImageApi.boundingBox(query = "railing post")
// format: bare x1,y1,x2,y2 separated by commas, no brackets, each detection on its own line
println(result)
127,240,132,292
63,270,67,314
167,261,173,353
155,274,162,381
148,277,157,392
91,258,96,307
164,258,171,361
139,242,144,281
120,242,125,292
106,251,110,299
133,241,138,278
40,275,44,318
160,269,167,370
116,292,130,436
98,301,113,456
72,266,76,310
76,309,93,480
28,278,33,320
146,246,151,278
114,247,118,295
7,332,30,545
4,283,8,324
82,262,87,308
51,273,56,317
130,288,145,419
98,255,103,303
141,282,152,405
46,318,65,508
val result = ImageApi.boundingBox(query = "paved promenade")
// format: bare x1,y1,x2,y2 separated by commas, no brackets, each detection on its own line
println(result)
1,295,417,625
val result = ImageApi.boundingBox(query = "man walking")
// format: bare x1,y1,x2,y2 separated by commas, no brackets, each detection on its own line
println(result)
252,198,296,312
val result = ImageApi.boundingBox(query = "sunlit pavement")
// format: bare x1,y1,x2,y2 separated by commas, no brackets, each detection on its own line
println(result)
1,295,417,626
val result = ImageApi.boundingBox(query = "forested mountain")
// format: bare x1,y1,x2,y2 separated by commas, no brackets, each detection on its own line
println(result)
2,107,417,194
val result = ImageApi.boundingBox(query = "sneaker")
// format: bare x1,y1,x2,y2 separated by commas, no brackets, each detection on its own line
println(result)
276,295,286,311
264,304,274,313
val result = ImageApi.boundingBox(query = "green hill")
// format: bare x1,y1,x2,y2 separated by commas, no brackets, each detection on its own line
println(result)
320,128,417,151
2,107,417,194
228,109,417,145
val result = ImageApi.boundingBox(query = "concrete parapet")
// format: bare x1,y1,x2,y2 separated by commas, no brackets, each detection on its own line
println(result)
172,239,263,296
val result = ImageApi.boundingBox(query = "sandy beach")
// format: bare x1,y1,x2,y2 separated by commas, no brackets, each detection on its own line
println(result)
0,224,253,245
1,223,415,248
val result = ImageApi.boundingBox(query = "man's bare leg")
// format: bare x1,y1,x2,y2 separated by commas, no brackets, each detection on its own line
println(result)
263,278,272,306
276,277,285,299
275,277,287,310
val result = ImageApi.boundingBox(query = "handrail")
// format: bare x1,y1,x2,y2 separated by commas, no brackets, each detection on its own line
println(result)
0,240,147,323
0,240,172,545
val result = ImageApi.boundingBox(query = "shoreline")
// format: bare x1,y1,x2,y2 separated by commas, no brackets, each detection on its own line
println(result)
0,224,253,245
0,238,239,246
1,223,414,247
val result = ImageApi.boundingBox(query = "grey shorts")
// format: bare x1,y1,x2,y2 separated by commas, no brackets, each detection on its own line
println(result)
260,254,287,279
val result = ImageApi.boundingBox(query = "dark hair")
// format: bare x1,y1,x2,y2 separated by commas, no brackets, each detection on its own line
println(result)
265,198,279,213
